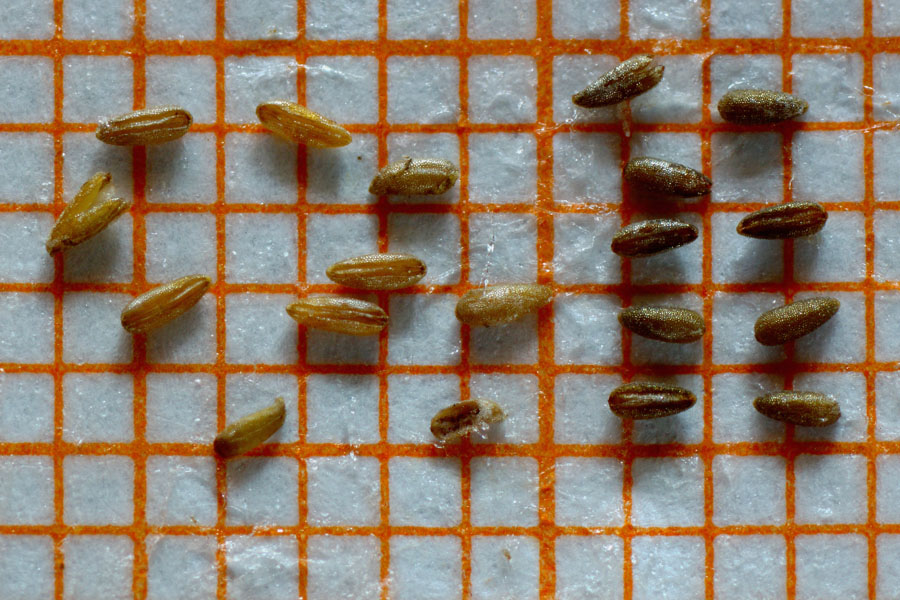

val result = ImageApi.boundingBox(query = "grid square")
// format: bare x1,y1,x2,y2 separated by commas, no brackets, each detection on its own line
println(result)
63,132,134,199
62,213,133,284
63,536,133,600
226,458,299,526
875,54,900,122
225,0,298,40
632,537,705,600
554,213,621,284
63,373,133,443
225,293,298,365
388,373,460,444
387,57,459,124
714,535,786,600
0,456,53,525
306,374,380,444
471,536,539,600
553,133,622,204
146,456,217,526
146,213,216,282
794,291,865,364
629,0,702,39
0,212,54,282
0,293,53,364
146,373,217,443
307,455,380,526
146,56,217,123
793,131,864,202
225,133,298,204
469,213,537,283
146,0,215,40
63,56,133,123
470,373,540,444
63,292,133,364
389,457,461,526
0,535,54,600
307,536,381,600
306,324,380,365
227,373,299,444
794,371,867,443
306,0,378,40
554,374,623,444
875,0,900,36
712,373,785,443
307,134,379,204
63,0,133,39
793,54,865,122
878,535,900,599
795,535,868,600
712,211,783,283
0,133,54,203
878,455,900,523
875,131,900,201
226,213,298,283
710,0,782,38
877,372,900,440
306,213,379,282
387,133,461,204
795,454,867,524
0,373,54,443
146,295,216,364
469,133,537,204
224,57,298,124
387,0,459,39
555,457,624,526
0,1,54,39
389,536,461,600
795,211,865,282
631,55,703,123
0,57,53,123
388,295,461,365
146,535,217,600
388,213,462,284
63,455,134,525
632,457,704,527
633,374,705,445
711,133,783,202
555,293,622,365
552,0,618,38
225,536,298,600
307,56,378,124
792,0,863,37
468,56,537,124
469,0,536,39
710,55,783,121
630,298,704,367
713,455,785,525
552,55,620,124
471,457,539,527
713,292,786,364
555,536,623,600
877,291,900,361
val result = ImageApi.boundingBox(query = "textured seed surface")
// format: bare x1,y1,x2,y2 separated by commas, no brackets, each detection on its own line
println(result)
431,399,506,442
754,297,840,346
456,284,552,327
121,275,212,334
369,157,459,195
572,54,664,108
737,201,828,239
327,253,426,290
611,219,698,257
718,89,809,124
624,157,712,197
619,306,705,343
96,105,193,146
609,382,696,420
46,172,131,255
256,100,351,147
286,297,388,335
753,391,840,427
214,398,286,457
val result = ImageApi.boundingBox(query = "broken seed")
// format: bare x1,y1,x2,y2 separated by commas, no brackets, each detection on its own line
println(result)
326,253,426,290
717,89,809,125
619,306,705,343
754,297,840,346
46,172,131,255
96,105,193,146
256,100,352,147
608,382,696,420
624,157,711,197
455,284,552,327
430,398,505,442
736,201,828,239
369,157,459,196
572,54,664,108
286,297,388,335
753,391,840,427
214,397,286,457
610,219,698,257
121,275,211,334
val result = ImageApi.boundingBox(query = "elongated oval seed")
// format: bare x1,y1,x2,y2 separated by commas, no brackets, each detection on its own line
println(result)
431,399,506,442
619,306,705,343
455,284,552,327
754,297,840,346
717,89,809,124
47,172,131,255
369,157,459,196
611,219,698,257
96,105,193,146
121,275,212,334
286,297,388,335
572,54,664,108
256,101,351,147
624,157,712,197
753,391,840,427
608,382,696,420
327,253,426,290
214,398,286,457
737,201,827,239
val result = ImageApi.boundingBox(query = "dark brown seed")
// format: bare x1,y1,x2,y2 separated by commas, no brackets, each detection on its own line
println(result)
608,382,696,420
717,89,809,125
430,399,505,442
611,219,698,257
619,306,705,343
96,105,193,146
572,54,664,108
754,297,840,346
736,202,827,239
455,284,553,327
369,157,459,196
624,157,712,197
753,391,840,427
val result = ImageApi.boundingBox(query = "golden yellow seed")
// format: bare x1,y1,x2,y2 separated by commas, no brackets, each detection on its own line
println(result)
121,275,212,334
754,297,840,346
572,54,664,108
256,100,352,147
608,382,696,420
455,284,553,327
737,201,828,239
717,89,809,125
96,105,193,146
753,391,840,427
46,172,131,255
624,157,712,197
610,219,698,258
326,253,427,290
286,297,388,335
430,398,506,442
368,157,459,196
214,397,286,457
619,306,705,343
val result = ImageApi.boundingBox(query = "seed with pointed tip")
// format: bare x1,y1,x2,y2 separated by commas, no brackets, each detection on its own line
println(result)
624,157,711,197
430,399,506,442
96,105,193,146
608,382,696,420
286,297,388,335
737,201,827,239
572,54,664,108
214,398,286,457
327,253,427,290
753,391,840,427
455,284,552,327
46,172,131,255
754,297,840,346
611,219,698,257
121,275,212,334
717,89,809,124
619,306,705,343
256,100,352,147
369,157,459,196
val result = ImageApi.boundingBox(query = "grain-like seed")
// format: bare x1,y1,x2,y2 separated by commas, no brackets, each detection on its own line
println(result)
737,201,828,239
754,296,840,346
430,398,506,442
455,284,552,327
369,157,459,196
608,382,696,420
611,219,698,257
214,397,286,458
572,54,664,108
753,391,841,427
46,172,131,255
717,89,809,124
96,105,193,146
256,100,352,147
286,297,388,335
326,253,426,290
619,306,705,343
624,157,712,197
121,275,212,334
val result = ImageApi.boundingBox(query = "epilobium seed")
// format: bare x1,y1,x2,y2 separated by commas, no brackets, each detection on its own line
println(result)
286,297,388,335
754,297,840,346
608,382,696,420
736,201,827,239
717,89,809,125
256,101,352,147
214,398,286,457
624,157,712,197
46,172,131,255
326,253,426,290
753,391,840,427
619,306,705,343
96,105,193,146
369,157,459,196
121,275,211,334
572,54,664,108
611,219,698,257
455,284,553,327
430,398,506,442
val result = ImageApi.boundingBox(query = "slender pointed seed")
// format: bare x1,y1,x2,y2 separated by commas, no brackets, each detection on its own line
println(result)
256,100,352,147
214,398,286,457
96,105,193,145
624,157,712,197
608,382,696,420
717,89,808,124
619,306,705,343
369,157,459,196
121,275,212,334
611,219,698,257
46,172,131,255
753,391,840,427
286,297,388,335
736,201,827,239
327,253,427,290
431,399,506,442
455,284,553,327
572,54,664,108
754,297,840,346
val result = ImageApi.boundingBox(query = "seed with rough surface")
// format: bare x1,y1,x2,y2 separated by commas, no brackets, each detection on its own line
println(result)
624,157,711,197
431,398,506,442
753,391,840,427
572,54,664,108
369,157,459,196
737,201,827,239
619,306,705,343
286,297,388,335
754,297,840,346
121,275,211,334
46,172,131,255
256,100,351,147
608,382,696,420
96,105,193,146
718,89,809,124
611,219,698,257
214,397,286,457
327,253,426,290
455,284,552,327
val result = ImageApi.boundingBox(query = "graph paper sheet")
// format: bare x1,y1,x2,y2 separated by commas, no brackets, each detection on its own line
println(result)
1,0,900,598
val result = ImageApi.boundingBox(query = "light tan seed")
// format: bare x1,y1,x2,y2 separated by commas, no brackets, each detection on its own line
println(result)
214,397,286,457
572,54,664,108
286,297,388,335
455,284,552,327
369,157,459,196
121,275,211,334
717,89,809,125
326,253,426,290
737,201,827,239
619,306,705,343
430,398,506,442
624,157,711,197
256,100,352,147
754,297,840,346
96,105,192,146
46,172,131,255
611,219,698,257
753,391,840,427
608,382,696,420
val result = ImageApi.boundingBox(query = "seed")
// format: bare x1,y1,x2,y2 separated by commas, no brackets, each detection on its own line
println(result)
46,172,131,255
121,275,211,334
430,398,505,442
754,296,840,346
619,306,705,343
286,297,388,335
256,100,351,147
753,391,840,427
369,157,459,196
608,382,696,420
455,284,552,327
624,157,711,197
736,201,827,239
572,54,664,108
611,219,698,257
717,89,809,124
96,105,192,146
214,397,286,457
326,253,426,290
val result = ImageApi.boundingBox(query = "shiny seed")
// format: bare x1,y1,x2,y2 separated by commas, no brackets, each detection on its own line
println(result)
619,306,705,343
572,54,664,108
369,157,459,196
754,297,840,346
96,105,192,146
214,398,286,457
46,172,131,255
718,89,809,124
430,398,505,442
121,275,211,334
611,219,698,257
326,253,426,290
737,201,828,239
256,100,351,147
753,391,840,427
624,157,711,197
286,297,388,335
455,284,552,327
608,382,696,420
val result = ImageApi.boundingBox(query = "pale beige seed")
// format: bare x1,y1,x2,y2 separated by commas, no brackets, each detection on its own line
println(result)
624,157,712,197
608,382,696,420
431,398,506,442
572,54,664,108
256,101,352,147
611,219,698,257
214,397,286,458
286,297,388,335
455,284,552,327
718,89,809,125
754,297,840,346
46,172,131,255
121,275,212,334
753,391,840,427
326,253,426,290
737,201,827,239
619,306,705,343
96,105,192,146
369,157,459,196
